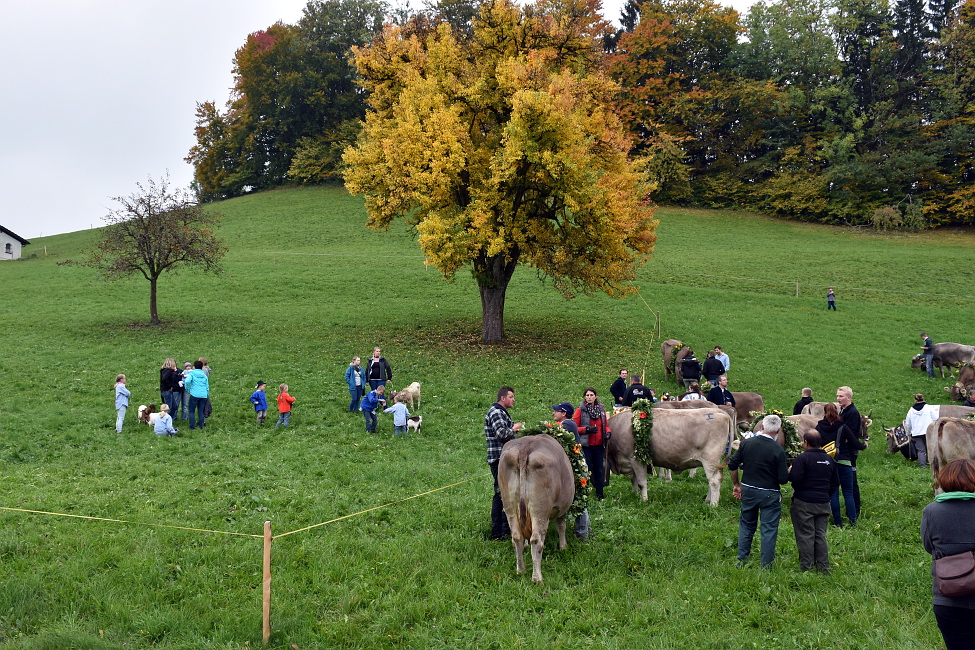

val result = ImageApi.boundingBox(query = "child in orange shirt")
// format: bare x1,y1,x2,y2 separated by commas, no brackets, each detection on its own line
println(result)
275,384,296,429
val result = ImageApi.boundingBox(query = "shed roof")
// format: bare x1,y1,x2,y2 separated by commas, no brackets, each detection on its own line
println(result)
0,225,30,246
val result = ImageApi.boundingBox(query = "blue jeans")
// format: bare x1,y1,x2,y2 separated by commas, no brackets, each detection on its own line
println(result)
394,425,406,436
738,485,782,567
161,390,180,419
179,390,190,420
368,379,386,391
830,464,857,525
348,385,364,412
275,411,291,428
363,409,377,432
188,395,206,429
924,353,935,377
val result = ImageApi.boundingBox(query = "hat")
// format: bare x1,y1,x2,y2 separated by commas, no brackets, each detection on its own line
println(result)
551,402,574,416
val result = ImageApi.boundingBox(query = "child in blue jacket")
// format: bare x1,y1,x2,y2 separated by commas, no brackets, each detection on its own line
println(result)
384,393,411,436
361,385,386,433
250,381,268,424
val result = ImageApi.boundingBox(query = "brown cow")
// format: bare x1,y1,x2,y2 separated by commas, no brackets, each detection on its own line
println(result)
927,417,975,493
606,408,736,506
650,400,734,480
945,365,975,401
661,339,682,379
912,343,975,378
498,435,574,583
730,392,764,428
753,414,819,447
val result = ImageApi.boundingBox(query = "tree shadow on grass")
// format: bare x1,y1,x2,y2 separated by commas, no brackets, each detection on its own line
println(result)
385,317,596,355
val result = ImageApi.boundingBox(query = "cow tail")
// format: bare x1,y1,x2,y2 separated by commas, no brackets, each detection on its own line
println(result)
518,447,533,540
717,412,736,475
931,419,947,491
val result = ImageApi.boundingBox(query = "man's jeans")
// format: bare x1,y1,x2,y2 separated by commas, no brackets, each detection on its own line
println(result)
188,395,206,429
738,485,782,567
830,464,858,525
924,353,935,377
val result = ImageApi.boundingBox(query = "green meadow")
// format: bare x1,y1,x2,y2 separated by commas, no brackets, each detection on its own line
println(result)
1,184,974,649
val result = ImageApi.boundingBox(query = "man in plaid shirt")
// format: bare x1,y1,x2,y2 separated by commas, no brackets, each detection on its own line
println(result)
485,386,523,540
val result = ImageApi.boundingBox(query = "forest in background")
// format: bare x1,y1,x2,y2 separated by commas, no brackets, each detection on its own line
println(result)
185,0,975,228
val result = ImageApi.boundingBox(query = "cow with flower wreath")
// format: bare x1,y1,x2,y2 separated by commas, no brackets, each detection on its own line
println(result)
606,399,736,506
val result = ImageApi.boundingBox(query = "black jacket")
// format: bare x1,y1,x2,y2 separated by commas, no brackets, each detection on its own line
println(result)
366,356,392,382
793,396,814,415
702,357,725,382
790,448,839,503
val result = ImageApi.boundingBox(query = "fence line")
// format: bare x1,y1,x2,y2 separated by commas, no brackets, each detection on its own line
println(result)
688,273,975,299
0,505,262,537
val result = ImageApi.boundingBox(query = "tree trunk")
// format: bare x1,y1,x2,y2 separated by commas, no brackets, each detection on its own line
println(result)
476,251,518,345
149,276,160,326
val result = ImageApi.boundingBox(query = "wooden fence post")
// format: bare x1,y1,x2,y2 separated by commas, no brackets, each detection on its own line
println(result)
263,521,272,644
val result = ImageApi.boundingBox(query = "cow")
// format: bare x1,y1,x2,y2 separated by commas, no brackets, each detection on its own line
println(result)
945,365,975,401
661,339,682,379
730,392,764,429
648,400,734,481
912,343,975,378
752,414,819,447
885,405,975,455
497,435,574,583
606,408,736,506
801,401,873,440
927,417,975,493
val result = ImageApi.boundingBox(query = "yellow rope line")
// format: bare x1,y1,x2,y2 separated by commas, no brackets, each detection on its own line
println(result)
272,475,484,539
0,506,262,538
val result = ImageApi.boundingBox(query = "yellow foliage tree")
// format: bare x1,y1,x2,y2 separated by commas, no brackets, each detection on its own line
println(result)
343,0,658,343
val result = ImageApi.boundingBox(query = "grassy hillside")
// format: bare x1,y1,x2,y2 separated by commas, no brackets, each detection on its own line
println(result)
1,185,973,648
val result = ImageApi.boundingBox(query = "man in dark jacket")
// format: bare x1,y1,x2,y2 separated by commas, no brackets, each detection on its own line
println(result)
789,430,839,572
622,375,653,407
921,333,935,377
702,350,725,385
610,369,628,406
729,414,789,568
793,388,814,415
680,350,702,390
836,386,868,524
707,376,736,407
963,389,975,408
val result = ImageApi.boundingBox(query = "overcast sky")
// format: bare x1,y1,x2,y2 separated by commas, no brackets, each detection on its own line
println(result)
1,0,752,239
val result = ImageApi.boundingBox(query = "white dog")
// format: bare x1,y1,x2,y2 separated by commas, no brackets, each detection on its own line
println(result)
406,416,422,434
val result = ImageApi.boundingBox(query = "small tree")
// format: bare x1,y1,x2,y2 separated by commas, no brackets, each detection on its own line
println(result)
76,175,227,325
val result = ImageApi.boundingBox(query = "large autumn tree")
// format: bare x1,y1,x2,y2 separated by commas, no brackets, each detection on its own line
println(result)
343,0,658,344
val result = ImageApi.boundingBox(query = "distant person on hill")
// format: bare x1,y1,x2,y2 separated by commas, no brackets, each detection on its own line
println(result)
159,358,181,418
610,369,628,406
827,287,836,310
114,374,130,434
250,381,268,424
345,356,367,412
366,347,392,391
179,362,193,420
794,388,814,415
715,346,730,373
921,333,936,378
275,383,296,429
184,360,210,430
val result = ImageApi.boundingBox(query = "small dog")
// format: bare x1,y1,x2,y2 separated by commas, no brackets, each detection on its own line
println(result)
406,416,422,434
138,404,156,425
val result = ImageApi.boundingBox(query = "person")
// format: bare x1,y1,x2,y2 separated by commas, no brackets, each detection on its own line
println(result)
793,388,814,415
921,333,936,378
827,287,836,310
199,357,212,377
366,347,392,391
837,386,866,518
274,384,296,429
114,374,130,434
360,384,386,433
820,400,866,527
250,381,268,424
179,361,193,420
573,387,610,500
921,458,975,650
153,403,178,437
610,369,628,406
622,375,653,407
714,346,730,373
345,356,367,412
485,386,523,540
905,393,939,469
729,414,789,568
384,393,411,436
701,350,725,386
183,360,210,430
159,358,181,417
680,382,705,401
553,401,590,540
707,376,736,407
680,349,701,391
964,389,975,408
789,429,839,572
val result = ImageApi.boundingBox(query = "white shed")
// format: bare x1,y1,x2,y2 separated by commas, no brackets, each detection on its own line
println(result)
1,226,30,260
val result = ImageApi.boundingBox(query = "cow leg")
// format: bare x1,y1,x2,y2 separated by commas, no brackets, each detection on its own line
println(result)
511,534,527,575
555,515,568,550
530,524,548,583
702,463,722,507
688,468,698,479
656,467,673,482
633,463,648,501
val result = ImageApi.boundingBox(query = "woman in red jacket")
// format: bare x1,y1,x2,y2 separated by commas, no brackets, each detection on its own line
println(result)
573,387,610,500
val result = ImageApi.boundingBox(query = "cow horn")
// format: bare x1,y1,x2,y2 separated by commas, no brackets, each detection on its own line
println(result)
867,409,873,418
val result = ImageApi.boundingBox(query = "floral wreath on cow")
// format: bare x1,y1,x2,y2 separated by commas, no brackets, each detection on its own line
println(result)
520,422,592,515
668,342,685,376
629,399,656,468
749,409,803,459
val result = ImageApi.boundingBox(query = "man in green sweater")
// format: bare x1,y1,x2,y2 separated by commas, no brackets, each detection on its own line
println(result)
729,414,789,568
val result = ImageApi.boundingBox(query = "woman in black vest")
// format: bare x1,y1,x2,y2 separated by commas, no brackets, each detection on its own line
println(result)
573,387,610,500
